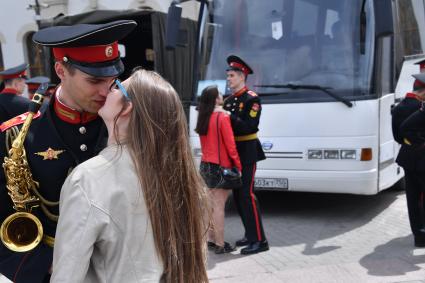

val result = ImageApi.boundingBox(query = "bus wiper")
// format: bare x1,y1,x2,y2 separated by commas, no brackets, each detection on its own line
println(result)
255,84,353,108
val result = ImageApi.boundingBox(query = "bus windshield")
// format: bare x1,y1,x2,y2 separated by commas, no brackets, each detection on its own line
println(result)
196,0,375,103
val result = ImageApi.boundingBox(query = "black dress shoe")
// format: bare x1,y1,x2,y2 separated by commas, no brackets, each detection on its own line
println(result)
241,240,269,255
235,237,249,247
414,236,425,248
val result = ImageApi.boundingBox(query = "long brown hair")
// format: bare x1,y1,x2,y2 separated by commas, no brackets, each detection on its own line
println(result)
124,69,209,283
195,85,220,135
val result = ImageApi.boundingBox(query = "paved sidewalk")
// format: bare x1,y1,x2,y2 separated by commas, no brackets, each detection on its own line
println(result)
207,190,425,282
1,189,424,283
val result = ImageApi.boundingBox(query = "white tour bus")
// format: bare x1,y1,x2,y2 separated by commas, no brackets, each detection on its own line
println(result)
187,0,425,195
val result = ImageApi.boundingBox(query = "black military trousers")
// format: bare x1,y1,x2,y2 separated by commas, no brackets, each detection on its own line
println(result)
404,170,425,238
0,242,52,283
232,163,266,242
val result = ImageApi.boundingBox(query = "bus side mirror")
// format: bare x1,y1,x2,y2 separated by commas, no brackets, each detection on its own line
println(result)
165,2,183,50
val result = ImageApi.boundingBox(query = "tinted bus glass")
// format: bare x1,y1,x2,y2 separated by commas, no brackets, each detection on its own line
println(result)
196,0,375,103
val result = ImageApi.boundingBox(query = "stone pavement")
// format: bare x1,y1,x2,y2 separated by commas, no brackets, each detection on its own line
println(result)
207,189,425,283
1,189,424,283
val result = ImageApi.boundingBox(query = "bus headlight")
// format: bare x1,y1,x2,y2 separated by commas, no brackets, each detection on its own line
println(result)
324,150,339,159
340,149,357,159
308,150,323,159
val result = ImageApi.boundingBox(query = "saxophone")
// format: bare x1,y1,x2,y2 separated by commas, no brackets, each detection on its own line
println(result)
0,83,48,252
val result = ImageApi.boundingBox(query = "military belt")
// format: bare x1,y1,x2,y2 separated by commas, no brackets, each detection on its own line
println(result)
235,133,257,142
43,234,55,248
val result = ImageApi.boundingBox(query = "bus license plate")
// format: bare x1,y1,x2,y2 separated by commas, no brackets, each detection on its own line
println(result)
254,178,288,190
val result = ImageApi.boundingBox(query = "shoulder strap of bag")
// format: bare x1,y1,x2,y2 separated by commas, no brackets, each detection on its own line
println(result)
216,112,221,165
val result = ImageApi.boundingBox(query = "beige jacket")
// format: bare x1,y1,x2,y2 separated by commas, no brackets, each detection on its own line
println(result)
51,145,163,283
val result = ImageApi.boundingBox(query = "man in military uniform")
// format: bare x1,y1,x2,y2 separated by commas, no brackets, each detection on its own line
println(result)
223,55,268,255
0,64,31,123
0,20,137,282
393,73,425,247
26,76,54,100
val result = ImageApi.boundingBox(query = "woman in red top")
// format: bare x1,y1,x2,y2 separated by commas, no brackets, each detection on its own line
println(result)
196,85,242,254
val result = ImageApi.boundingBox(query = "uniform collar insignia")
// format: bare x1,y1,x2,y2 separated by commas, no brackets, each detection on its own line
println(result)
54,95,98,124
35,147,65,160
0,88,19,95
234,86,248,97
405,92,422,101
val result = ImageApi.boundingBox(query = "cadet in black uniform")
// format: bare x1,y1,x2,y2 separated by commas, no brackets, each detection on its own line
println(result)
393,73,425,247
0,64,31,123
223,55,268,255
26,76,52,100
0,20,137,283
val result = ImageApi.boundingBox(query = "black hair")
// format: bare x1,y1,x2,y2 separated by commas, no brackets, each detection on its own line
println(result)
194,85,219,135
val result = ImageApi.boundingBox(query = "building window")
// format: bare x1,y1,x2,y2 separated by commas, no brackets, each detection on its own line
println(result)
25,31,47,77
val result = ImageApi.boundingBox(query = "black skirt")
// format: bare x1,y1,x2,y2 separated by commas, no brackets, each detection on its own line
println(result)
200,161,232,190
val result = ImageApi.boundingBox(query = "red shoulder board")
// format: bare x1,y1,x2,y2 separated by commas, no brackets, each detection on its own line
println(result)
0,111,41,132
247,90,258,97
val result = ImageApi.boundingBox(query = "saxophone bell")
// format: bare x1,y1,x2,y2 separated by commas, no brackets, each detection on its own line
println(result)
0,212,43,252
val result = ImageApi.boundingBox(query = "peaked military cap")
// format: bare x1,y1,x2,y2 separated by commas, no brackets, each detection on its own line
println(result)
32,20,137,77
415,58,425,70
26,76,51,92
0,63,28,80
226,55,253,76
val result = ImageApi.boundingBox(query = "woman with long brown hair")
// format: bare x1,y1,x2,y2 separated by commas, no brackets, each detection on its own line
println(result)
195,85,242,254
52,69,209,283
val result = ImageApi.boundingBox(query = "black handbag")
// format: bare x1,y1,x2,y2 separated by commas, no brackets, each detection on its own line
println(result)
216,113,242,189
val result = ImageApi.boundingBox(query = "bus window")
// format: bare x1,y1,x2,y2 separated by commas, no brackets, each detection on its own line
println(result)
195,0,375,103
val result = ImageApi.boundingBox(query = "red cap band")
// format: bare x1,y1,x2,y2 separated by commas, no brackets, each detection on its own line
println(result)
53,42,119,63
2,70,26,80
230,62,249,75
27,83,39,91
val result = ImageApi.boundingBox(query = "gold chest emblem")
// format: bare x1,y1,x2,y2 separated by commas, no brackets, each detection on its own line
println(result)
35,148,65,160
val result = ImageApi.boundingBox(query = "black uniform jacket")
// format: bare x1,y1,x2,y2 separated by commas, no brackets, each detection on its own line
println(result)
223,87,266,165
0,97,107,282
0,89,31,124
392,94,425,171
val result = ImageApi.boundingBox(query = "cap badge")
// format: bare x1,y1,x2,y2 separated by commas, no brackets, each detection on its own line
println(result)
35,147,66,160
105,45,113,58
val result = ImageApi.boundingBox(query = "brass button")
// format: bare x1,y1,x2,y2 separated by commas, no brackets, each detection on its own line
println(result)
79,127,86,134
80,144,87,151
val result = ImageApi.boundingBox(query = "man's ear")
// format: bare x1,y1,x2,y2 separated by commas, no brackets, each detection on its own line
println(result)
10,79,19,89
55,62,65,80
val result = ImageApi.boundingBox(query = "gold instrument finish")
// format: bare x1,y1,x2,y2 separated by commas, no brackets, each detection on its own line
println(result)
1,89,47,252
